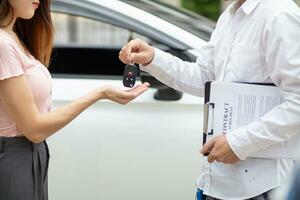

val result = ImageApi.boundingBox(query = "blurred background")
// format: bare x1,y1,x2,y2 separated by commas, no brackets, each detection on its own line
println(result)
161,0,300,21
48,1,300,199
52,0,300,46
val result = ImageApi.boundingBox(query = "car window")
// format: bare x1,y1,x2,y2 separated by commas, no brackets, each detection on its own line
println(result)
52,12,151,47
50,12,151,77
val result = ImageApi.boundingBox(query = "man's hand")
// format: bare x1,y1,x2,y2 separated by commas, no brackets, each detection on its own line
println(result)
201,134,240,164
119,39,155,65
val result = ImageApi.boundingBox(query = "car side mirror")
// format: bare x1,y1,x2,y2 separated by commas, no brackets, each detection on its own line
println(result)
140,71,183,101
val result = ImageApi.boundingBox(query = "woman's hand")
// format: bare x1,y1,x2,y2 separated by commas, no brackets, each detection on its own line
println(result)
101,82,150,105
119,39,155,65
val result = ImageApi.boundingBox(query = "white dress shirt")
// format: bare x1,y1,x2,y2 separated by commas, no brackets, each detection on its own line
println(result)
140,0,300,199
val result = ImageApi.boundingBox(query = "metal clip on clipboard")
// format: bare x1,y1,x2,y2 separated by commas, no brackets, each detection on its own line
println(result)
203,102,214,136
202,82,214,156
202,102,214,156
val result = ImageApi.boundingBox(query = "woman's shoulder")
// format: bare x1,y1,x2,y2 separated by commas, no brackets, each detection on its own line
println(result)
0,30,25,80
0,29,18,53
0,29,23,66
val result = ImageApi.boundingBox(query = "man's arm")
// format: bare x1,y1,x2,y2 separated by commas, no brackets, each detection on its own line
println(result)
139,45,215,97
226,10,300,160
119,39,216,97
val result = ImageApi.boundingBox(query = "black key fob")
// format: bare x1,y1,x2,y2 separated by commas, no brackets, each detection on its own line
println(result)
123,64,138,88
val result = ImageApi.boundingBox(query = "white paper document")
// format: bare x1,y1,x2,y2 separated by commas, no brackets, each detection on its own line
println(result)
204,82,299,159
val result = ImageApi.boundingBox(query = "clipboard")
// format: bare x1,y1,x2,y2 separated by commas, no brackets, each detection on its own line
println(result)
203,82,275,144
202,82,212,156
202,81,297,159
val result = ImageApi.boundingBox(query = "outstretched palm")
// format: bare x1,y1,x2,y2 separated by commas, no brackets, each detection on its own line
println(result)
103,82,150,105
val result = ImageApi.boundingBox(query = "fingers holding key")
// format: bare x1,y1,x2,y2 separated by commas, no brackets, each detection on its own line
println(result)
119,39,155,65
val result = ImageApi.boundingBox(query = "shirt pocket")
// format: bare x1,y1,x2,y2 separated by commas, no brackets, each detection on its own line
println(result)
226,44,265,82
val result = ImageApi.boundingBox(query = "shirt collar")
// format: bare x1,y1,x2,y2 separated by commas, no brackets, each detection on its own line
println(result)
241,0,261,15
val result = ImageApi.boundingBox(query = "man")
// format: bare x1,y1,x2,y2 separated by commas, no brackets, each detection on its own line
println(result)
119,0,300,199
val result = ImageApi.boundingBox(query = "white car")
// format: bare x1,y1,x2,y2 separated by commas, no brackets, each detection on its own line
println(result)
48,0,215,200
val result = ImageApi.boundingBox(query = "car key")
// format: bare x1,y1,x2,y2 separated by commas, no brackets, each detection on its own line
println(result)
123,64,138,88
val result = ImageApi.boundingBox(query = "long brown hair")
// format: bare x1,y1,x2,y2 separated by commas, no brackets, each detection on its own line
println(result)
0,0,54,67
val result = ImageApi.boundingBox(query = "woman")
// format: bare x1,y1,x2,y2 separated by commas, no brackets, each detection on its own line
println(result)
0,0,149,199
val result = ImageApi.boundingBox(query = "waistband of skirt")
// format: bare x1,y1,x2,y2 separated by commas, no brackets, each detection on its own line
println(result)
0,136,47,152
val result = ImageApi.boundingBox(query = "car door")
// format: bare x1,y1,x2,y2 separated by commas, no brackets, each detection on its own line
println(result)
48,1,204,200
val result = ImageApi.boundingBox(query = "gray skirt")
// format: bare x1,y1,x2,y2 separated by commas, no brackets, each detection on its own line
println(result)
0,137,50,200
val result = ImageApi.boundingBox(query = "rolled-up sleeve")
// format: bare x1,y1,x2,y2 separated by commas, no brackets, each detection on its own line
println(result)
227,10,300,160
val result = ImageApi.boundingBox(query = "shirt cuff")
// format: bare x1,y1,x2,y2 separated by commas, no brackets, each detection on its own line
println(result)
139,48,166,75
226,125,261,160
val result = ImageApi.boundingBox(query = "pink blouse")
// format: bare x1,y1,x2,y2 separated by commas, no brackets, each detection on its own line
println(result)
0,29,52,137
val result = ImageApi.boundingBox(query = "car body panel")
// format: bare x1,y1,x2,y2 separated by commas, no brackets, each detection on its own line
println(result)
48,0,210,199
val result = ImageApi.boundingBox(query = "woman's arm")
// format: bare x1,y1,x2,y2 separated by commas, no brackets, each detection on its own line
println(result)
0,75,149,143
